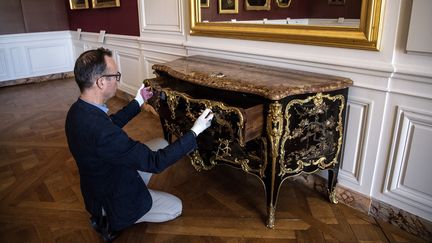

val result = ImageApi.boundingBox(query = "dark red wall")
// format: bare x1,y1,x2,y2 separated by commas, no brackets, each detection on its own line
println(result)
201,0,361,22
67,0,139,36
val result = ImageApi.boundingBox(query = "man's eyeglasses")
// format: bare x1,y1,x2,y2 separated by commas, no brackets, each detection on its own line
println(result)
99,71,121,82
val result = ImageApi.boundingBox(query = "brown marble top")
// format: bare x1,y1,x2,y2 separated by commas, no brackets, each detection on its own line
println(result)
152,55,353,100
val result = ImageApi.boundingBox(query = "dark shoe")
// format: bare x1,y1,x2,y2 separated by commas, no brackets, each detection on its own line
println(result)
101,230,120,242
90,216,103,234
90,216,120,242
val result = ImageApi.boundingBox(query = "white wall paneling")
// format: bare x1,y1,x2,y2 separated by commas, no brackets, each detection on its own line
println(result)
372,0,432,221
139,40,189,80
141,0,183,33
0,49,9,80
337,87,387,195
389,104,432,219
27,44,70,75
0,31,74,82
72,43,84,62
140,41,187,58
387,107,432,208
393,0,432,80
406,0,432,54
139,0,186,43
142,54,179,80
116,50,143,95
390,73,432,100
11,47,28,77
373,93,432,221
339,98,370,187
143,57,163,80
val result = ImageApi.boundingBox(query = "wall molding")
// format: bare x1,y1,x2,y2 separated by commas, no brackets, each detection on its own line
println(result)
384,106,432,218
140,0,184,36
390,72,432,100
0,49,8,80
339,98,371,187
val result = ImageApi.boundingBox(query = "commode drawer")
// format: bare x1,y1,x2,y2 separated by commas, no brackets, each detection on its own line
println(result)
145,77,264,146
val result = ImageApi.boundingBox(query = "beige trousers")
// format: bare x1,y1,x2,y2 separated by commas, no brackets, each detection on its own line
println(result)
134,137,183,223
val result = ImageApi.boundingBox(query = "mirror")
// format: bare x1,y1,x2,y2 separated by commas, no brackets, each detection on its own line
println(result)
190,0,384,50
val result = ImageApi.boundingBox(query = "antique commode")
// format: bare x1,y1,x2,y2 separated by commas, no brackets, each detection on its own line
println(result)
144,56,353,228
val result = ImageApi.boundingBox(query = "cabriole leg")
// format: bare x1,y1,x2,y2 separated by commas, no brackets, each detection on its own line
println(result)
327,167,339,204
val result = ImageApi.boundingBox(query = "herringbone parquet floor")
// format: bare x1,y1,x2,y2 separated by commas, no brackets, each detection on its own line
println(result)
0,78,426,242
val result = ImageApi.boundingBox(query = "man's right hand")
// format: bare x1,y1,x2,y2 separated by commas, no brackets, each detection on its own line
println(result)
135,84,153,106
191,109,214,136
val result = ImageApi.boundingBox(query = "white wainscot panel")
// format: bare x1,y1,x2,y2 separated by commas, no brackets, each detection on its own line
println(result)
406,0,432,54
143,54,183,79
0,49,9,80
84,44,100,52
72,43,85,61
11,47,28,77
71,41,97,64
27,45,70,74
339,86,386,196
339,98,371,188
385,106,432,219
116,51,143,95
143,57,165,79
141,0,183,34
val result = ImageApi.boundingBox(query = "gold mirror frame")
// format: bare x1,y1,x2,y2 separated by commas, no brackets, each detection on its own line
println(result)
190,0,384,50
